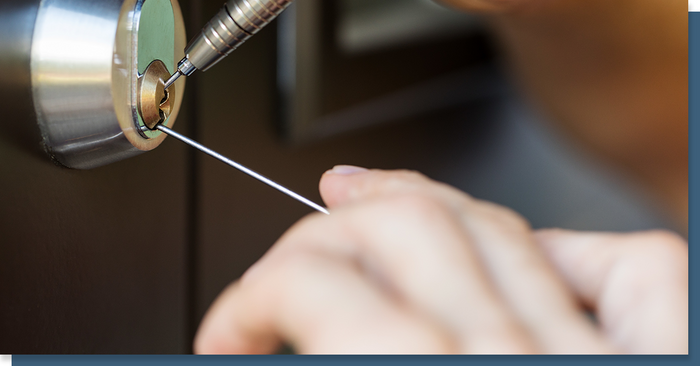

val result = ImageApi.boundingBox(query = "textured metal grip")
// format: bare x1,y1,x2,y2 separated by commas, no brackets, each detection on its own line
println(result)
183,0,291,72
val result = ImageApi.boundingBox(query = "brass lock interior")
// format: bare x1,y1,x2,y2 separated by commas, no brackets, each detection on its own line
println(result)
138,60,176,130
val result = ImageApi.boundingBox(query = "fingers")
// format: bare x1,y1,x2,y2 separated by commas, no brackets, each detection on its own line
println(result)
321,167,612,353
198,166,683,354
267,195,536,353
320,166,466,209
194,252,453,354
534,229,688,354
193,281,278,355
454,202,614,353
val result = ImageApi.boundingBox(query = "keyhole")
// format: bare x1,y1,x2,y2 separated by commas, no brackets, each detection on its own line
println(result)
160,90,169,106
138,60,176,131
158,90,170,123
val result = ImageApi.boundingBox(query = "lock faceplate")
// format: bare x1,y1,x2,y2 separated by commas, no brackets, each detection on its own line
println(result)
31,0,186,169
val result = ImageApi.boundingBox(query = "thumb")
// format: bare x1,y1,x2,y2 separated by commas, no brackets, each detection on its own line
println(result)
319,166,448,209
534,229,688,354
319,165,371,208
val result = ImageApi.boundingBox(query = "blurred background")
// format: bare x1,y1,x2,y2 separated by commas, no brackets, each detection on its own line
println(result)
0,0,676,353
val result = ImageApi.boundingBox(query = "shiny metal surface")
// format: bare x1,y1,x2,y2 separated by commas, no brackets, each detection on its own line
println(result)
163,70,181,90
31,0,186,169
175,0,291,75
0,0,191,352
138,60,175,130
176,57,196,77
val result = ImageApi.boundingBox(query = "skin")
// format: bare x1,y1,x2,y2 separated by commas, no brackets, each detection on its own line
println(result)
194,0,688,354
195,167,688,354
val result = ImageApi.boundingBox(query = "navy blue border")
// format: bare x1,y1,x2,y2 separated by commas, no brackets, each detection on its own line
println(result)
10,9,697,366
688,9,698,364
7,354,692,365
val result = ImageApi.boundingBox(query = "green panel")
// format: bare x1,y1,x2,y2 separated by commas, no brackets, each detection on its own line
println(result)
136,0,176,138
138,0,175,74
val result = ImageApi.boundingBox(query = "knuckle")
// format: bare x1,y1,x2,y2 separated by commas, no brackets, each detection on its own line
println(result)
276,213,328,245
474,200,531,233
293,214,324,234
269,252,328,285
391,169,429,181
642,230,687,246
611,231,688,286
383,193,452,221
377,170,431,191
633,230,688,263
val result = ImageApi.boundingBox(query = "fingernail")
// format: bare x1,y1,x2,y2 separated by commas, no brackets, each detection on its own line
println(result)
329,165,368,175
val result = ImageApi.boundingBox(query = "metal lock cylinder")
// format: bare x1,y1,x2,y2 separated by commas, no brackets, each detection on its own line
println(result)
30,0,186,169
138,60,176,130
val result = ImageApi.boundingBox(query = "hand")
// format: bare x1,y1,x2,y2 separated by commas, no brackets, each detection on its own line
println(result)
194,166,688,354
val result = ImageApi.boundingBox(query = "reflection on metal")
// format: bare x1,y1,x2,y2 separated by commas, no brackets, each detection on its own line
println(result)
138,60,175,131
165,0,292,90
30,0,186,169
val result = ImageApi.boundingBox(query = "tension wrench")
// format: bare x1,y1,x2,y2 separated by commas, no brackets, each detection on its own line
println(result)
155,124,330,215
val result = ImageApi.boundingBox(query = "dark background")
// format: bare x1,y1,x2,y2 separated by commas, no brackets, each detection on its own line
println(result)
0,0,672,353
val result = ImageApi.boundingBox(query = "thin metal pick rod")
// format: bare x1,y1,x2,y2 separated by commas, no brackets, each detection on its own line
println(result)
155,124,330,215
163,72,181,90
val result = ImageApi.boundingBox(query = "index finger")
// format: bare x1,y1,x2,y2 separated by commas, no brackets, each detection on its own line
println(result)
194,252,453,354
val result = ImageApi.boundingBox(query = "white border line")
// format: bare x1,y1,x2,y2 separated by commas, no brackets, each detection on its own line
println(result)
0,355,11,366
691,0,700,12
